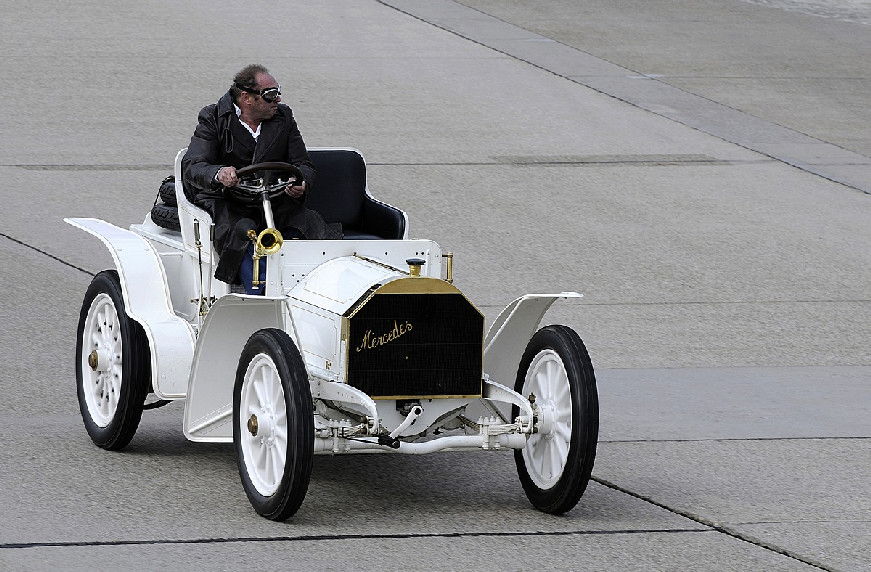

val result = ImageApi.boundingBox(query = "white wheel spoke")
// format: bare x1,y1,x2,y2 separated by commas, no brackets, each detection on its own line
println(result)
266,444,277,486
108,379,119,412
534,369,549,398
270,448,284,484
274,414,288,440
556,401,573,426
549,438,566,476
271,377,284,409
530,436,546,467
554,373,569,404
253,374,267,407
256,437,268,470
274,404,287,426
543,444,555,479
275,435,287,467
544,360,558,397
555,421,572,443
553,432,568,462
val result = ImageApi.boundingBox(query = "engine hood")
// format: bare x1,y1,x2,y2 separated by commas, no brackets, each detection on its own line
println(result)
288,255,405,315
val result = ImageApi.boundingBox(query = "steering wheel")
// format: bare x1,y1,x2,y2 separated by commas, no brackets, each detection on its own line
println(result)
224,162,305,205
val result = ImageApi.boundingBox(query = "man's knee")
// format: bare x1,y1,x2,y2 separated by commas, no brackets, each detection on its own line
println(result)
232,217,257,240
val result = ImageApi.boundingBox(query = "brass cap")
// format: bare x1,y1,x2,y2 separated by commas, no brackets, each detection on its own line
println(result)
406,258,426,277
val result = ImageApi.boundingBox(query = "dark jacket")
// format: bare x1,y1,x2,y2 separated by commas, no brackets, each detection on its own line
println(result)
181,90,340,283
182,90,316,202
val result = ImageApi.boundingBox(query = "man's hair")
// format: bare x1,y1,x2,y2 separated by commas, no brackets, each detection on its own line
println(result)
230,64,269,103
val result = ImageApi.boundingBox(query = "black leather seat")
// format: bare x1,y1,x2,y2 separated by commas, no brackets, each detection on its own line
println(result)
306,149,406,240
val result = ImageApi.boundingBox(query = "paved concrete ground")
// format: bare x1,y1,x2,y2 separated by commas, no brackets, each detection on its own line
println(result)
1,0,869,570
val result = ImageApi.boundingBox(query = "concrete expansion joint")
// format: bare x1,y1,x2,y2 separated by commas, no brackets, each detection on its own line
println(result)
591,476,841,572
380,0,871,196
0,231,94,277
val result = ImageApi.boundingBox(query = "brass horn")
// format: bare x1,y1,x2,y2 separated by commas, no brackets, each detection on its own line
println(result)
251,227,283,255
247,227,284,289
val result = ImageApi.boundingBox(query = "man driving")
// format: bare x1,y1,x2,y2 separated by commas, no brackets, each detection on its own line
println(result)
182,64,340,294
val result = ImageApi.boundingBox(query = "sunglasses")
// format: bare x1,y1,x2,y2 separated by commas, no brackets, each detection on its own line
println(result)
234,82,281,103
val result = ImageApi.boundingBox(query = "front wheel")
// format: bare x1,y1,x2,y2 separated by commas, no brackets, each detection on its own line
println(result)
513,325,599,514
75,270,150,450
234,328,314,521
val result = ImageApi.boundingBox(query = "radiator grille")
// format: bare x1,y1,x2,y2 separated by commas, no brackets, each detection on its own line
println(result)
346,292,483,398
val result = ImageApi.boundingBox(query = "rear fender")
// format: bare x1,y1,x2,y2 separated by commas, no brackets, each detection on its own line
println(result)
65,217,195,398
182,295,289,442
483,292,583,389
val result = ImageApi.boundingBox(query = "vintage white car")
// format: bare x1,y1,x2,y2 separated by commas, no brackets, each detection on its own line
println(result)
66,148,598,521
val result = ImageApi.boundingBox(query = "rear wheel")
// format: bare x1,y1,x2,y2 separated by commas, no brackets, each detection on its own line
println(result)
234,329,314,521
513,325,598,514
76,270,150,450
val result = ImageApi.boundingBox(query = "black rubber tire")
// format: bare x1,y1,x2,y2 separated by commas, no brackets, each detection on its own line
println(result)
233,329,314,521
513,325,599,514
150,202,180,232
158,176,177,207
75,270,151,450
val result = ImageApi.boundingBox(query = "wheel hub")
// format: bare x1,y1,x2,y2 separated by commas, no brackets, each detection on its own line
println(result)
536,401,556,438
253,408,276,446
87,348,111,372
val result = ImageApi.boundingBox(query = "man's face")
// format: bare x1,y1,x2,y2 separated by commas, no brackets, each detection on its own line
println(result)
245,72,281,121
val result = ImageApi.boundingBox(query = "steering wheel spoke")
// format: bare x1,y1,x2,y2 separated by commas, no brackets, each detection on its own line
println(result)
226,162,305,204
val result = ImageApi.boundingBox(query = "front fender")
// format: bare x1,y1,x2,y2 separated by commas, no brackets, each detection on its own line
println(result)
65,217,195,398
182,295,287,442
483,292,582,389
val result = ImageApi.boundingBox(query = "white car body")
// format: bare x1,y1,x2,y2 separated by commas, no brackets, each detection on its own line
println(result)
67,148,595,520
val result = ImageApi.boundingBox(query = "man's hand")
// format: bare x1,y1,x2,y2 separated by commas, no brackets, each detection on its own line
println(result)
286,180,306,198
217,166,239,187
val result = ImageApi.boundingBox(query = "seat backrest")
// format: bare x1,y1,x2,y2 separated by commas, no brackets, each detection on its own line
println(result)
305,149,367,228
174,148,215,255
